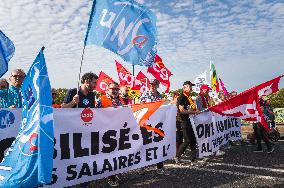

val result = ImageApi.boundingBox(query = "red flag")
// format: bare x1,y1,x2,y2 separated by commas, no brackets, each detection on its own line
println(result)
95,71,114,94
134,71,150,93
209,75,283,131
115,60,134,87
147,55,172,93
255,75,283,97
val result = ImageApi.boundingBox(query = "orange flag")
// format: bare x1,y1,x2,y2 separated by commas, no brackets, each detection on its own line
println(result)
131,100,164,137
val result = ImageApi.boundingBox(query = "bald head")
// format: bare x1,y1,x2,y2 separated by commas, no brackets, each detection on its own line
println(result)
120,85,129,97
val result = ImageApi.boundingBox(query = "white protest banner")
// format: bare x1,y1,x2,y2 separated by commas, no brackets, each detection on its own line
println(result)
0,105,176,187
0,109,21,161
190,111,242,158
0,109,21,139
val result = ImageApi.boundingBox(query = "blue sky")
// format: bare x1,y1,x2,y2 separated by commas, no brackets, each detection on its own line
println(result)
0,0,283,92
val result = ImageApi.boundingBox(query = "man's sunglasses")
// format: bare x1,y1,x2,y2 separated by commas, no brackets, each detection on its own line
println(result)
109,88,119,91
0,85,7,89
11,75,24,79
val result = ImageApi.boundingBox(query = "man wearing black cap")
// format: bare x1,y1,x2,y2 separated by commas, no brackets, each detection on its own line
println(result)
175,81,200,164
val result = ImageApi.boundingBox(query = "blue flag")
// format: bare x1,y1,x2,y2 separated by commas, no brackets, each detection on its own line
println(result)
0,30,15,78
85,0,158,67
0,48,54,187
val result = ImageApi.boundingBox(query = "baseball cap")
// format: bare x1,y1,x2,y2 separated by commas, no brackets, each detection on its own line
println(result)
183,81,195,86
149,79,160,85
200,84,211,90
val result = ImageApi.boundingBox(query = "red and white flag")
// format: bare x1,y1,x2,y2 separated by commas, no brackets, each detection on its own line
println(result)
134,71,150,93
147,55,172,93
255,75,283,97
209,75,283,130
115,60,134,87
95,71,114,94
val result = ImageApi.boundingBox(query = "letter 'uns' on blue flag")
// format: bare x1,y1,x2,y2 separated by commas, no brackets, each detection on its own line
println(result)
0,47,54,187
0,30,15,78
85,0,158,67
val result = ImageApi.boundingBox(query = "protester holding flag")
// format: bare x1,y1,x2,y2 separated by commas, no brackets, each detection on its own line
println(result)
62,75,111,187
62,72,98,108
253,100,274,153
0,69,25,108
175,81,200,164
263,99,276,128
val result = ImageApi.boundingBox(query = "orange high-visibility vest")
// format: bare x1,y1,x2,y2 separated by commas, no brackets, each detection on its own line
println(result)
100,95,112,108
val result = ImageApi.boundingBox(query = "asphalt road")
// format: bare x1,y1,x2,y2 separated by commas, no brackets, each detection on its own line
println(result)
85,140,284,188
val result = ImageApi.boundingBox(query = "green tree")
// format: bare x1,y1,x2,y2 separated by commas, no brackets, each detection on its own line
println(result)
54,88,68,105
268,88,284,108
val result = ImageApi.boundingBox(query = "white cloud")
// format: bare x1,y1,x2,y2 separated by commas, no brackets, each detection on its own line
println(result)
0,0,283,92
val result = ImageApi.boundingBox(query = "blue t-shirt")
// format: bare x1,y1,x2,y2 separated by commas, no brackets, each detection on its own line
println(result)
0,86,22,108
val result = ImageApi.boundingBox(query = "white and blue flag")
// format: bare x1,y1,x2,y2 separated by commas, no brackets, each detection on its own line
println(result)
0,30,15,78
0,48,54,187
85,0,158,67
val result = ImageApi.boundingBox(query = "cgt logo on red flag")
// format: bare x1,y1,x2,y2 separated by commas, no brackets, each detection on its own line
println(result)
134,71,150,93
95,71,114,94
115,60,134,87
147,55,172,93
209,75,283,131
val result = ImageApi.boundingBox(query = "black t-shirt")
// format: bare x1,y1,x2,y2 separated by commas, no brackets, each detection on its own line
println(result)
63,88,96,108
177,93,191,121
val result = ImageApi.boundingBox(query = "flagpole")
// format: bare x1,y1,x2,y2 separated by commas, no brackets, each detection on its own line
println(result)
77,45,86,91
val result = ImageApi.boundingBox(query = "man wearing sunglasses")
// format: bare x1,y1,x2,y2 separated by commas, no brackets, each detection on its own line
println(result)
95,82,123,108
0,69,26,108
95,81,123,187
51,88,61,108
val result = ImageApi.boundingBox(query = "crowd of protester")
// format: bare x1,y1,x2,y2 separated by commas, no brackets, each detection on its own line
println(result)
0,70,278,187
